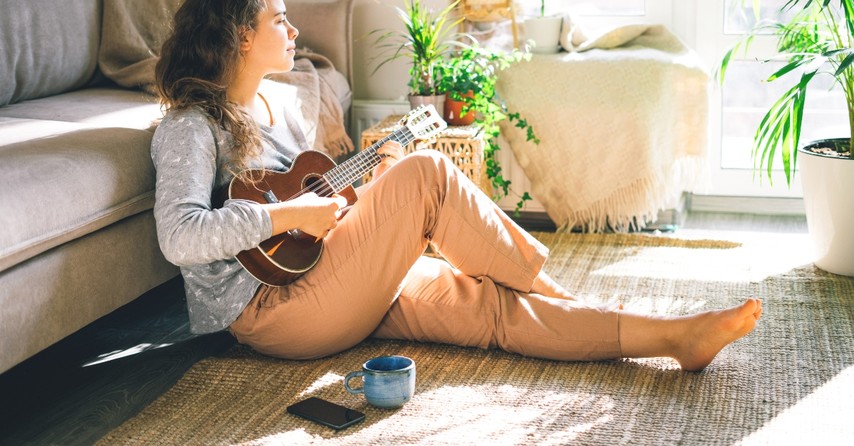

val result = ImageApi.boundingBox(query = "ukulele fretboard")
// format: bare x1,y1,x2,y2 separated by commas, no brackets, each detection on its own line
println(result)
322,127,416,194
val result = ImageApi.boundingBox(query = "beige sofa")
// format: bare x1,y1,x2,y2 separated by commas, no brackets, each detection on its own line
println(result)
0,0,355,374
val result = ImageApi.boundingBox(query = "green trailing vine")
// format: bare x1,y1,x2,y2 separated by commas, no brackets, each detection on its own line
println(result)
437,44,540,216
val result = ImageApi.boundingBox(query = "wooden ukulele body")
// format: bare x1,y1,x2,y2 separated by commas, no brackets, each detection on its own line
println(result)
228,150,357,286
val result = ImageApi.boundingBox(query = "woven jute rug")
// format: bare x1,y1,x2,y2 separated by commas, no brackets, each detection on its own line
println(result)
98,231,854,445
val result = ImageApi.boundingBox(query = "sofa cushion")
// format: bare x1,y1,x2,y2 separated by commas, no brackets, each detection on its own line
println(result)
0,120,157,273
0,0,101,106
99,0,181,93
0,117,98,145
0,88,163,130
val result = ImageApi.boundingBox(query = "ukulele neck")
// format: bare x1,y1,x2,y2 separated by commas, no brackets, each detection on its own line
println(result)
322,126,416,194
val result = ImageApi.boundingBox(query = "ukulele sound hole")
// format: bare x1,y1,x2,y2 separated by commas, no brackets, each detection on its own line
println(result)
303,174,331,197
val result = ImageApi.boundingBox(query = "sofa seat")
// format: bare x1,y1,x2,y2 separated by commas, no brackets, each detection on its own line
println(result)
0,89,164,274
0,87,162,130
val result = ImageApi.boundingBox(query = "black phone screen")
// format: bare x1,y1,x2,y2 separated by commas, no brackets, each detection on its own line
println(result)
287,397,366,430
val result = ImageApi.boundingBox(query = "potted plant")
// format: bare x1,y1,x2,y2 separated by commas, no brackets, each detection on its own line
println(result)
436,47,483,126
524,0,562,54
720,0,854,276
371,0,462,110
437,43,541,214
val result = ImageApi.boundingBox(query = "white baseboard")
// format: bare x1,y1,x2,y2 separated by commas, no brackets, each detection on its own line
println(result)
688,194,805,215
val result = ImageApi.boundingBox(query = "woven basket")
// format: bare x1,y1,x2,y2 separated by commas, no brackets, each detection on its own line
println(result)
458,0,520,48
460,0,516,22
361,115,492,196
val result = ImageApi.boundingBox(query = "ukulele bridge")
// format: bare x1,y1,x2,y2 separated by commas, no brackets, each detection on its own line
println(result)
263,189,301,239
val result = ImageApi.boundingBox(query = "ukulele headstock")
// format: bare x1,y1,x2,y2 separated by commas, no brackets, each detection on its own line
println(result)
398,104,447,141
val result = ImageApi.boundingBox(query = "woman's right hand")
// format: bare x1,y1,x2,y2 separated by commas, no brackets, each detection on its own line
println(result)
265,192,348,239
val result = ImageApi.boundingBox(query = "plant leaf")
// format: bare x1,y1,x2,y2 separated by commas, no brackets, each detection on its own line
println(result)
835,53,854,76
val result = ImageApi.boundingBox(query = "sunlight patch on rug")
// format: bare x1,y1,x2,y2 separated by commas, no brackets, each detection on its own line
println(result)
534,231,815,284
740,365,854,445
298,371,345,398
590,242,807,283
243,386,615,446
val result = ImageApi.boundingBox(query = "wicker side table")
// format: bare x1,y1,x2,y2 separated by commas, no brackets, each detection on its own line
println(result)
360,114,492,196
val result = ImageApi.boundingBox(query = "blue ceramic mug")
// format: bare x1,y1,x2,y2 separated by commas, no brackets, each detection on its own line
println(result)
344,355,416,409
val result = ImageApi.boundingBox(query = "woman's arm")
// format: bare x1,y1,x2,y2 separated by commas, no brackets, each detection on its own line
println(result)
263,192,347,238
151,111,272,267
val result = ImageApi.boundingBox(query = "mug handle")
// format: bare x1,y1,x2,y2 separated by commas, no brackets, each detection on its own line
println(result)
344,371,365,394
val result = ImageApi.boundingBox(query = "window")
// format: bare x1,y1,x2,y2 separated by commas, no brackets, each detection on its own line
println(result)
693,0,848,197
519,0,646,16
723,0,796,33
517,0,669,34
720,61,848,172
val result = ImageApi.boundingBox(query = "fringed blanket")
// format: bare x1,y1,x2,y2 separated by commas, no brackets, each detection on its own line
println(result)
496,22,709,231
98,0,352,158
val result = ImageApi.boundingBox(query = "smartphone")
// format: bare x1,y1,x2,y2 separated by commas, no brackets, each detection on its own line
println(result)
287,397,366,430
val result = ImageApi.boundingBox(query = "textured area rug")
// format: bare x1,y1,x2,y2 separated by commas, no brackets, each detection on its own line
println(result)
98,231,854,445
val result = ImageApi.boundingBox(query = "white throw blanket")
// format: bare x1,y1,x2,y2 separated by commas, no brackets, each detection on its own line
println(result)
496,22,709,231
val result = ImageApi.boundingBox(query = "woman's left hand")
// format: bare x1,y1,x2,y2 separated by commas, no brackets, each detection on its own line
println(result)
372,140,405,179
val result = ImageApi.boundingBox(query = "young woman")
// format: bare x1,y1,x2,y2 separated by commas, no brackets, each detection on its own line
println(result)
152,0,761,371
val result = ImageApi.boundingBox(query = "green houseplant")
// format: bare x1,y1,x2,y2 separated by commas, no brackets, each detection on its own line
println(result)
372,2,539,215
371,0,462,109
437,44,540,214
720,0,854,276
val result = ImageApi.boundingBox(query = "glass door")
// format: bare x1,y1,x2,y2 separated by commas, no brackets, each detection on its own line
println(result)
693,0,849,198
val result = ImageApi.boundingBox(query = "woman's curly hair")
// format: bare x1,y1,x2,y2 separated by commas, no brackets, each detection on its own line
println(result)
155,0,267,180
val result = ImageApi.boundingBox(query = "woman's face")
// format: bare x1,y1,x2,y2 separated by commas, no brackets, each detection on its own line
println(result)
243,0,299,75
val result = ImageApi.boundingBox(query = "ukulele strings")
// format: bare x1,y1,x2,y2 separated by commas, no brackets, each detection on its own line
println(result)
282,127,416,201
325,130,417,192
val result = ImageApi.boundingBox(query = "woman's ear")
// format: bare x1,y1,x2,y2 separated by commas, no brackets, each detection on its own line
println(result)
239,26,254,53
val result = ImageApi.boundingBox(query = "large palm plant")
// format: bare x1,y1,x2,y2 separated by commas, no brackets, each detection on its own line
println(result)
720,0,854,186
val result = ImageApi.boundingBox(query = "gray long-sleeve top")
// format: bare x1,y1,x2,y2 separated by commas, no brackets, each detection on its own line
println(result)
151,106,308,334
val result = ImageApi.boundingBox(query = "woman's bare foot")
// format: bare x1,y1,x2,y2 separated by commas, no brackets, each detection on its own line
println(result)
673,299,762,372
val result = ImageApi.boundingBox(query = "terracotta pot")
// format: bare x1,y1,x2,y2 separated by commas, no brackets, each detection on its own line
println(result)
799,139,854,276
443,91,475,126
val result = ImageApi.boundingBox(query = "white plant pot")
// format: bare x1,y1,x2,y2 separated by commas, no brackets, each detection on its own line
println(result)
525,15,563,54
408,94,445,113
799,141,854,276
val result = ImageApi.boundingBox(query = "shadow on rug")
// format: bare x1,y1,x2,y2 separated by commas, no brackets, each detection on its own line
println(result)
98,232,854,445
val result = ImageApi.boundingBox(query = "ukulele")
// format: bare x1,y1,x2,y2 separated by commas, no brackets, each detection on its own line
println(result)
228,104,448,286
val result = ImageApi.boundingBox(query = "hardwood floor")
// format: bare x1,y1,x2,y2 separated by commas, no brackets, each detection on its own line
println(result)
0,278,235,446
0,211,807,446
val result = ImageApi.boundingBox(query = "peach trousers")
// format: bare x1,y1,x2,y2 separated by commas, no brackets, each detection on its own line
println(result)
229,151,622,361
